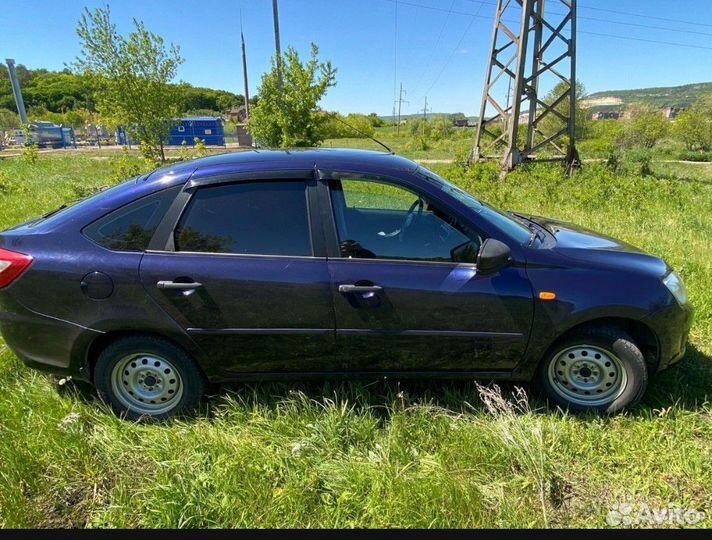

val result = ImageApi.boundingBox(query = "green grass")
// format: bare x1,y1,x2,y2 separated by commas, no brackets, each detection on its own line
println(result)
1,153,711,528
323,126,475,161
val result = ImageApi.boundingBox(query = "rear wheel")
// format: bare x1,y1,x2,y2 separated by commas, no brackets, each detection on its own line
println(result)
539,326,648,413
94,336,205,420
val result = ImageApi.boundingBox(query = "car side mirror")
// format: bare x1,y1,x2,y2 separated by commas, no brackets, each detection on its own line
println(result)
450,240,479,263
477,238,512,274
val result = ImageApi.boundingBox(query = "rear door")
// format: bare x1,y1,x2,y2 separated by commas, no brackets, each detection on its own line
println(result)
321,172,534,372
139,172,336,377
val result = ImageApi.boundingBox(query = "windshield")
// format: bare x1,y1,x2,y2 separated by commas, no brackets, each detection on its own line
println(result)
416,167,532,245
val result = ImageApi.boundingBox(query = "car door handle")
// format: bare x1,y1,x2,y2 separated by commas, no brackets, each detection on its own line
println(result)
338,284,383,294
156,280,203,290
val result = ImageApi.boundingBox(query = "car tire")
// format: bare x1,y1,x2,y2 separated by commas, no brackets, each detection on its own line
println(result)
94,335,205,421
538,326,648,414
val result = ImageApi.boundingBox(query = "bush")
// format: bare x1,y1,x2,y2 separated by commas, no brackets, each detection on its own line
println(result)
20,143,39,165
321,113,375,139
671,109,712,152
366,113,385,128
430,115,453,140
0,170,28,195
582,120,625,155
622,104,668,149
606,148,653,176
194,137,208,157
108,147,157,184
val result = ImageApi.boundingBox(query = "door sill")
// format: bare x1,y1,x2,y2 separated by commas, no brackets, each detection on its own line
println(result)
211,369,520,383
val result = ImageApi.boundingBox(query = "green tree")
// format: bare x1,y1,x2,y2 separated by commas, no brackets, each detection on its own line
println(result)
430,115,454,139
366,113,385,128
448,112,467,123
696,94,712,116
321,113,374,139
248,44,336,147
671,108,712,151
624,103,668,149
74,6,184,161
538,81,589,144
0,108,20,131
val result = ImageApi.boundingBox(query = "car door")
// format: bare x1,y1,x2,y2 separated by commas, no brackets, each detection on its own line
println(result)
139,173,336,377
320,171,534,372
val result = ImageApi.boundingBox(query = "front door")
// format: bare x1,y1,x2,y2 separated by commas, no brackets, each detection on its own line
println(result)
324,173,533,372
140,178,335,376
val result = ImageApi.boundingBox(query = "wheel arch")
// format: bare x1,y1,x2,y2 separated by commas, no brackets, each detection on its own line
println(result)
543,316,660,373
83,329,207,381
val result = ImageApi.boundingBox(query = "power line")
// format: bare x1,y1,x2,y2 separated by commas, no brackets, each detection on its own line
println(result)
383,0,492,21
576,14,712,37
409,0,457,97
392,0,398,118
581,29,712,51
578,2,712,29
423,6,483,97
395,82,409,134
381,0,712,51
461,0,712,29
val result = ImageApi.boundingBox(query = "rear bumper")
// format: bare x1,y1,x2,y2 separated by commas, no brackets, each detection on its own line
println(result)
0,292,99,382
643,301,693,371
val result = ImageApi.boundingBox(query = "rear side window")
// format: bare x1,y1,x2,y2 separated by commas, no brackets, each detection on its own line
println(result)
174,181,312,256
83,186,181,251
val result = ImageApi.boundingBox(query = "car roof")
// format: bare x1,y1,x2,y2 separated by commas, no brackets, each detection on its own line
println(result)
144,148,420,186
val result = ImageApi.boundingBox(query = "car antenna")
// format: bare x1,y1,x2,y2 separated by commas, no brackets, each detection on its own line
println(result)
324,111,393,154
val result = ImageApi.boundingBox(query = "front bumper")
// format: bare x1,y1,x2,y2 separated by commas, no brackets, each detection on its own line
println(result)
643,301,693,371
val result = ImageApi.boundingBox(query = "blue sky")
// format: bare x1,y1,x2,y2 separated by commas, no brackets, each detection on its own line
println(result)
1,0,711,115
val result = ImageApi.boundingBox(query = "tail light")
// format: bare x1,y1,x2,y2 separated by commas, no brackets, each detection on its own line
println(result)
0,248,33,289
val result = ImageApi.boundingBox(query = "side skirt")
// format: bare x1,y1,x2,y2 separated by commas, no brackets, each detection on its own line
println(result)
207,369,532,384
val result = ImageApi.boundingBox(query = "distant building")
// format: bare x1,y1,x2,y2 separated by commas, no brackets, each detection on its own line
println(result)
662,107,684,120
591,111,622,121
168,117,225,146
454,118,470,128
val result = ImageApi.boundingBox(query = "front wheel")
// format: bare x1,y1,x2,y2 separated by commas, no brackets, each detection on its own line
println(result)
539,326,648,414
94,336,205,420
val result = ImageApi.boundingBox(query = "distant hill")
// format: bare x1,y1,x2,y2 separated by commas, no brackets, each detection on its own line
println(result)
0,63,245,119
379,113,477,123
583,82,712,112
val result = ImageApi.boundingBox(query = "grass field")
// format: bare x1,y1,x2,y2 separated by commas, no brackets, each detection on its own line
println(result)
0,151,711,528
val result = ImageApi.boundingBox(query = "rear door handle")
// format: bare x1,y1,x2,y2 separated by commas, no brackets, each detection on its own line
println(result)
156,280,203,290
338,284,383,294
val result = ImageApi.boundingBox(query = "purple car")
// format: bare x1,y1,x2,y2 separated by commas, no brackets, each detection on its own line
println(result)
0,150,693,418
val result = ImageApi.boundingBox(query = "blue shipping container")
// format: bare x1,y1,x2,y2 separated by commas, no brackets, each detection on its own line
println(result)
168,117,225,146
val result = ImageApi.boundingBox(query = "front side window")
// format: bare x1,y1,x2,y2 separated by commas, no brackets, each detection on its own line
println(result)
417,167,532,245
329,178,481,263
83,186,181,251
175,181,312,256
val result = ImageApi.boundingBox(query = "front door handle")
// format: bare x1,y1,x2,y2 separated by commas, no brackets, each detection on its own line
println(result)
156,280,203,290
338,284,383,294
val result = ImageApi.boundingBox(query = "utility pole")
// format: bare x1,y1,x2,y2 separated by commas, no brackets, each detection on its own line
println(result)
421,96,430,121
472,0,580,175
240,12,250,121
421,96,431,137
395,83,408,136
5,59,28,124
272,0,283,88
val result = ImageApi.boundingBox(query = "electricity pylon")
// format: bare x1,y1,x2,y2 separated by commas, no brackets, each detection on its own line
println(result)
472,0,580,174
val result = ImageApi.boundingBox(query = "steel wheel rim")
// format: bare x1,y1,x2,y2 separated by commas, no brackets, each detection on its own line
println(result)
547,344,627,406
111,353,183,415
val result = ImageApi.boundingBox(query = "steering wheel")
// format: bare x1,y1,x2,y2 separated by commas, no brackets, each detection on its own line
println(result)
398,198,424,242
